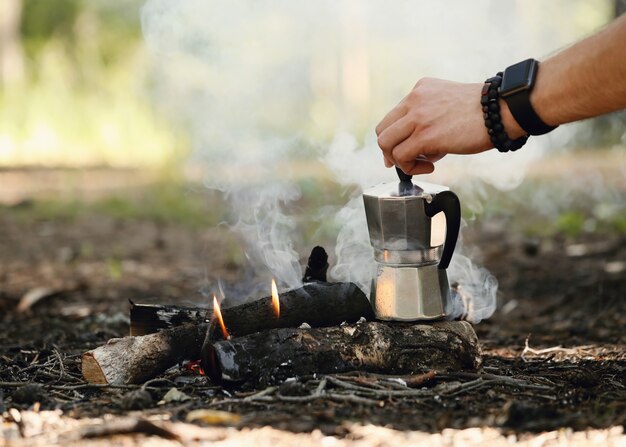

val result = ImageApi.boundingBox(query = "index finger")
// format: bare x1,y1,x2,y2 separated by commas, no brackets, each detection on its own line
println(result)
375,103,408,136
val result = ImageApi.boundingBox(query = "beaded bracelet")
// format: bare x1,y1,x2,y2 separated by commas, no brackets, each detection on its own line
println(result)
481,73,528,152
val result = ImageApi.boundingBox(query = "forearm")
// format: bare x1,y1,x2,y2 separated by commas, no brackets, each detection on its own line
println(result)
531,14,626,129
376,15,626,174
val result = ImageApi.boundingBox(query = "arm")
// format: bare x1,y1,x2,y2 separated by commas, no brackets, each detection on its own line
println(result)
376,14,626,175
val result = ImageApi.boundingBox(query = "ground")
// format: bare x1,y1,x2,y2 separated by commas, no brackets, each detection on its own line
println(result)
0,152,625,446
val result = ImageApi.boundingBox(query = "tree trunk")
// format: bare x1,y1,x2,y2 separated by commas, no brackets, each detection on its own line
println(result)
0,0,25,85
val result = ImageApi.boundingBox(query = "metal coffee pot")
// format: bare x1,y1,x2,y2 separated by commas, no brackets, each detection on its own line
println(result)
363,168,461,321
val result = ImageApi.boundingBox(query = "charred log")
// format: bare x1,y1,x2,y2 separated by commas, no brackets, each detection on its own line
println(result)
204,320,482,386
86,282,374,385
131,282,374,338
302,246,329,282
129,302,205,336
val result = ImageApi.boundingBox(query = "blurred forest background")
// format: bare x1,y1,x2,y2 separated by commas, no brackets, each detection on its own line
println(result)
0,0,624,259
0,0,180,168
0,0,624,170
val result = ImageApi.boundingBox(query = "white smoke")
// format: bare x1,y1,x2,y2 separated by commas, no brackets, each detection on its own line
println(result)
140,0,610,314
324,133,503,323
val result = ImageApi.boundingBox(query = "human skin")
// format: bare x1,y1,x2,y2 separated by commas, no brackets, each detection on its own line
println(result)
375,14,626,175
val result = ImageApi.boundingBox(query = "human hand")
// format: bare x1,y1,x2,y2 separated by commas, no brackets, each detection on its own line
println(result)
375,78,524,175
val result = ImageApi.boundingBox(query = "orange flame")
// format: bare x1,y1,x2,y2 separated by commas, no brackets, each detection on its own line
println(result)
213,295,229,339
186,360,205,376
271,278,280,318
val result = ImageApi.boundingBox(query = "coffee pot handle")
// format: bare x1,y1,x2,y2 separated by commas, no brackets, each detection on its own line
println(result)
424,191,461,269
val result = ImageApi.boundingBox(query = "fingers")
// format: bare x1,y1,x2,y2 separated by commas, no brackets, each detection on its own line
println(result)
388,132,445,174
383,154,394,168
375,103,408,136
400,157,436,175
377,115,416,158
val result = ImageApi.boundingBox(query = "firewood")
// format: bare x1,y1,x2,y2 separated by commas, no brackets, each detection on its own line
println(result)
302,246,329,282
85,282,374,385
204,321,482,386
82,323,206,385
130,282,374,338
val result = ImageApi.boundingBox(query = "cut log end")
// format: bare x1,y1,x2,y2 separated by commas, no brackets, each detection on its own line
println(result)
81,352,107,384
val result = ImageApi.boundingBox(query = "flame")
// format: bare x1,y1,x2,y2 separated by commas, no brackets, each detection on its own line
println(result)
271,278,280,318
186,359,205,376
213,295,229,339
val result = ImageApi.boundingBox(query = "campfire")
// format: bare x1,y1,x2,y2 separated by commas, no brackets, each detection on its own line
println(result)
81,247,481,388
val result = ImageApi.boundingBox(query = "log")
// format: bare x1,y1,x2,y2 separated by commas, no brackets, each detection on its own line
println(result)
85,281,374,385
129,302,205,336
302,245,329,282
130,282,374,338
204,320,482,386
82,323,206,385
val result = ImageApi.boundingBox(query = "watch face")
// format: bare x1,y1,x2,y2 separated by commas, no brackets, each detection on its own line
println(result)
501,59,537,96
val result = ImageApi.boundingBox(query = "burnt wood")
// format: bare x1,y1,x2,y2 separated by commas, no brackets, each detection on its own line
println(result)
204,320,482,386
85,281,375,385
131,282,374,338
302,246,329,282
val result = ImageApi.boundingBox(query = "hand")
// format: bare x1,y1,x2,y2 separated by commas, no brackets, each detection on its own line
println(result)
375,78,524,175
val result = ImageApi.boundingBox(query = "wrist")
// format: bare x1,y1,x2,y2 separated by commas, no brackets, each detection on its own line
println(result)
499,99,526,140
481,74,528,152
528,58,560,127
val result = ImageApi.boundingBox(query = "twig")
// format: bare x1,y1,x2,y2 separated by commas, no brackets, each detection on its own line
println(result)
326,376,381,393
327,376,433,398
243,386,277,401
521,336,595,362
52,346,66,381
258,392,382,406
141,378,177,391
333,375,388,390
402,371,437,388
314,377,327,396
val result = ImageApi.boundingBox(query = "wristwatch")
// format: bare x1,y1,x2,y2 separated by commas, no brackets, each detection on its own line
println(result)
499,58,557,136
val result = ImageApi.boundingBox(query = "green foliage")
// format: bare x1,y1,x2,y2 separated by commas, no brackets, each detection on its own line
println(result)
1,0,180,168
610,209,626,233
2,180,224,229
21,0,81,57
555,211,586,237
21,0,144,71
106,256,123,281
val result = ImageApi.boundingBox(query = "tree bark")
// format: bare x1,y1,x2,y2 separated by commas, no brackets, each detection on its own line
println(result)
82,323,206,385
204,320,481,386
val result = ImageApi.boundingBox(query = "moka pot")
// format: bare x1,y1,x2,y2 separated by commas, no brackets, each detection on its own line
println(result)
363,168,461,321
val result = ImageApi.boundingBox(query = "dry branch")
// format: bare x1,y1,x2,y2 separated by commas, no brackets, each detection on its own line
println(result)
204,321,481,386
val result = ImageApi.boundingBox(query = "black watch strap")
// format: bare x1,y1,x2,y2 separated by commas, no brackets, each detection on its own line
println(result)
500,59,558,136
504,88,556,136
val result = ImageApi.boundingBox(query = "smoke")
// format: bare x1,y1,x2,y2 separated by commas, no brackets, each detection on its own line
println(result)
139,0,610,315
325,133,502,323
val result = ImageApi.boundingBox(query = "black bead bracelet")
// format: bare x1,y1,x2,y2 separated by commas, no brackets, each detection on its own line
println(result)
481,73,528,153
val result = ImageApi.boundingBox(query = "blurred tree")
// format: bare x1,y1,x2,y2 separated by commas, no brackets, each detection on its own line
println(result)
0,0,25,85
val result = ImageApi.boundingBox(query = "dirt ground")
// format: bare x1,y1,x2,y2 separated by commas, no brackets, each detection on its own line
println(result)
0,155,625,446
